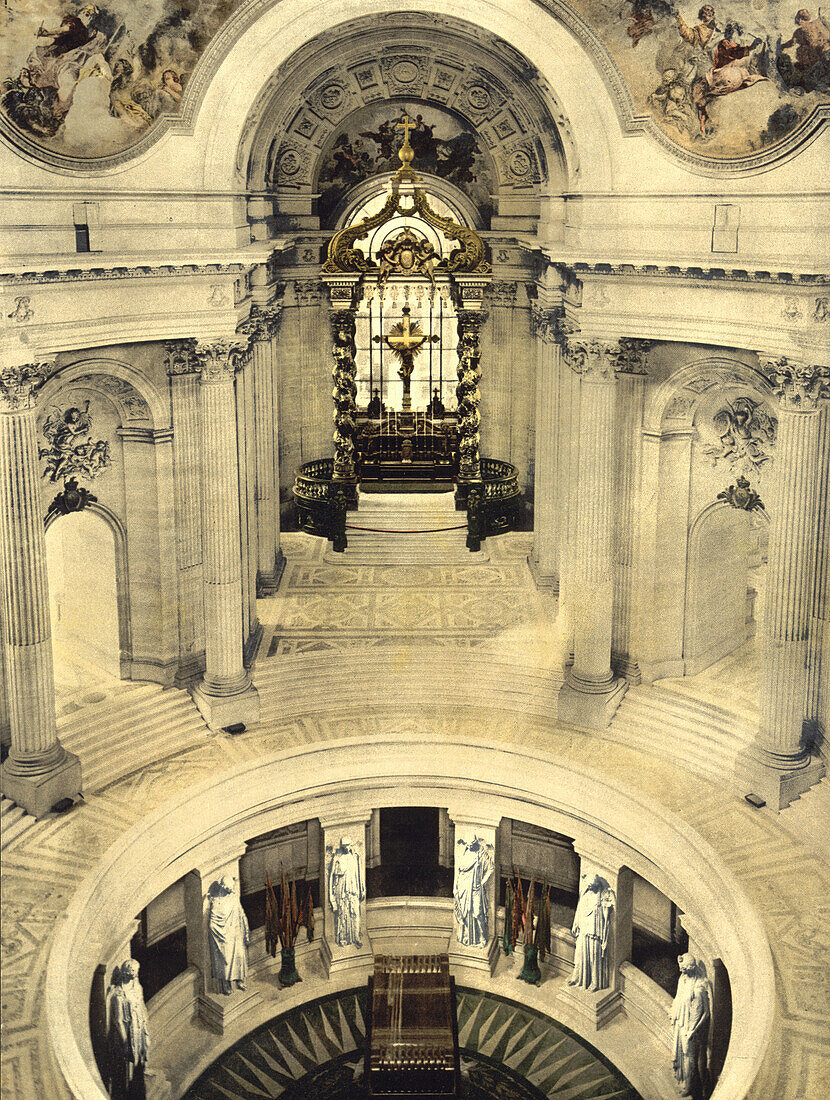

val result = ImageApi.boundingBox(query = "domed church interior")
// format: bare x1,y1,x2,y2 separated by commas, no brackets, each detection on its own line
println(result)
0,2,828,1099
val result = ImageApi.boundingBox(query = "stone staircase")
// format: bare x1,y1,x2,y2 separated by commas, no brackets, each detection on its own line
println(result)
57,680,209,794
779,777,830,864
609,681,757,785
0,796,39,851
327,491,486,565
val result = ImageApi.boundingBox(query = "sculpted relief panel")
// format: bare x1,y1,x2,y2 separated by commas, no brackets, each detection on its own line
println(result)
1,1,826,164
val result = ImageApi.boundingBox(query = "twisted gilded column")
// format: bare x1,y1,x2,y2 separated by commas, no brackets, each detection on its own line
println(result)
0,362,81,816
166,341,205,684
191,340,260,731
558,339,627,729
456,310,486,485
239,305,284,595
749,357,828,808
330,309,358,487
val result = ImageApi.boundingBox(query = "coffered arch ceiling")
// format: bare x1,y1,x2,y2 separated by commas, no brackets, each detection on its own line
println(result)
242,15,574,226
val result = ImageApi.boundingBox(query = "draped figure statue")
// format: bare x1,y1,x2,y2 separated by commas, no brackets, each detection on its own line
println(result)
568,874,616,992
671,953,712,1097
328,835,364,948
207,875,250,995
106,959,149,1100
453,835,495,947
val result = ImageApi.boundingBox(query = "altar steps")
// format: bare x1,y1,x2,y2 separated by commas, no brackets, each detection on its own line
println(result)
326,490,486,565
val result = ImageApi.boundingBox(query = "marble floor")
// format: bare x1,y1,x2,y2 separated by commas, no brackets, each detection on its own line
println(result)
1,529,829,1099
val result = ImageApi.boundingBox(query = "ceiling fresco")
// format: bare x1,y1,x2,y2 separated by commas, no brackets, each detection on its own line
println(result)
1,0,827,163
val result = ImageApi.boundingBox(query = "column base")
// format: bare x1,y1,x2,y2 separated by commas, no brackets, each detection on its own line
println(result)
744,750,825,811
1,750,82,819
526,554,558,593
256,550,286,597
191,682,260,732
243,621,264,668
174,651,206,689
557,675,628,729
448,934,500,976
556,983,622,1032
320,934,373,979
198,986,263,1035
612,652,642,686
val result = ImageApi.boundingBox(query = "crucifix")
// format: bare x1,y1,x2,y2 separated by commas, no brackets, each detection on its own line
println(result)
396,112,416,172
373,307,439,413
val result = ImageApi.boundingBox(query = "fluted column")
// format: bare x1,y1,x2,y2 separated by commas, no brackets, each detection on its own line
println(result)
166,341,205,684
807,404,830,743
612,341,650,682
485,281,517,461
0,362,81,817
558,340,627,729
749,357,828,807
240,306,285,595
191,340,260,731
528,306,561,590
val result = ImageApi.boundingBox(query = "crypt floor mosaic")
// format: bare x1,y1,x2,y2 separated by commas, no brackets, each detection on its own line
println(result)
1,530,829,1098
183,987,640,1100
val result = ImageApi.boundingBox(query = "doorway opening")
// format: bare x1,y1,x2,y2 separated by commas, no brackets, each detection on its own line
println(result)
45,510,122,700
367,807,452,898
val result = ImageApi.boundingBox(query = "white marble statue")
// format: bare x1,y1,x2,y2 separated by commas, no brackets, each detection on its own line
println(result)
670,953,712,1098
328,835,364,947
106,958,149,1100
453,835,495,947
207,875,250,995
568,873,616,992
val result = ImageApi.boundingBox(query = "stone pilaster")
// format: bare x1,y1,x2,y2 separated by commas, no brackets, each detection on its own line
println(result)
528,306,561,591
612,340,650,683
0,362,82,817
558,340,627,729
748,357,829,808
319,813,372,977
556,845,632,1031
190,340,260,732
295,280,327,460
455,310,487,485
485,281,517,461
184,847,261,1034
239,306,285,596
447,813,500,975
166,342,205,685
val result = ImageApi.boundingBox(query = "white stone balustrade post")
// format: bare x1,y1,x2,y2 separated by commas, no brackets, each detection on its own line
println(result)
319,812,372,977
0,361,82,817
239,305,285,596
447,812,500,975
528,305,561,591
183,846,260,1034
749,356,829,808
190,340,261,731
557,844,633,1031
558,339,627,728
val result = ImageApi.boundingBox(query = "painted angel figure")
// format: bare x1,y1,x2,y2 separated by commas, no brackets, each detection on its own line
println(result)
453,835,495,947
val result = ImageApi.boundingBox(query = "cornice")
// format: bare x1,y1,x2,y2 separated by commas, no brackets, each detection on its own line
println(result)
555,261,830,288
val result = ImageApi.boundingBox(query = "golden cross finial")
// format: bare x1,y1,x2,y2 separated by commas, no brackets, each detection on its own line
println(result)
397,113,414,145
396,113,416,171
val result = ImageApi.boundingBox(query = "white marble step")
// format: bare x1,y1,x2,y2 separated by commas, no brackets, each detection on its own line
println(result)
0,797,39,848
779,777,830,864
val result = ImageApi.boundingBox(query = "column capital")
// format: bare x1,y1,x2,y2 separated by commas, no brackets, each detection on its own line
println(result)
530,304,561,344
760,355,830,412
0,361,54,412
613,338,651,376
564,338,618,380
456,308,489,331
294,278,323,307
194,338,250,382
164,339,200,377
237,303,283,342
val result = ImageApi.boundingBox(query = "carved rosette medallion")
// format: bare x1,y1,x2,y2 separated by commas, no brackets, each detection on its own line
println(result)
760,356,830,412
330,310,358,482
194,340,249,383
456,311,487,483
0,362,53,413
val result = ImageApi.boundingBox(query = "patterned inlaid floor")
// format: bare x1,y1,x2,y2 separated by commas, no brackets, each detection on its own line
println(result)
183,987,640,1100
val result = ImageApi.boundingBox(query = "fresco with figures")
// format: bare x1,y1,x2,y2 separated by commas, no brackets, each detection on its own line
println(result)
316,102,494,223
1,0,828,161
